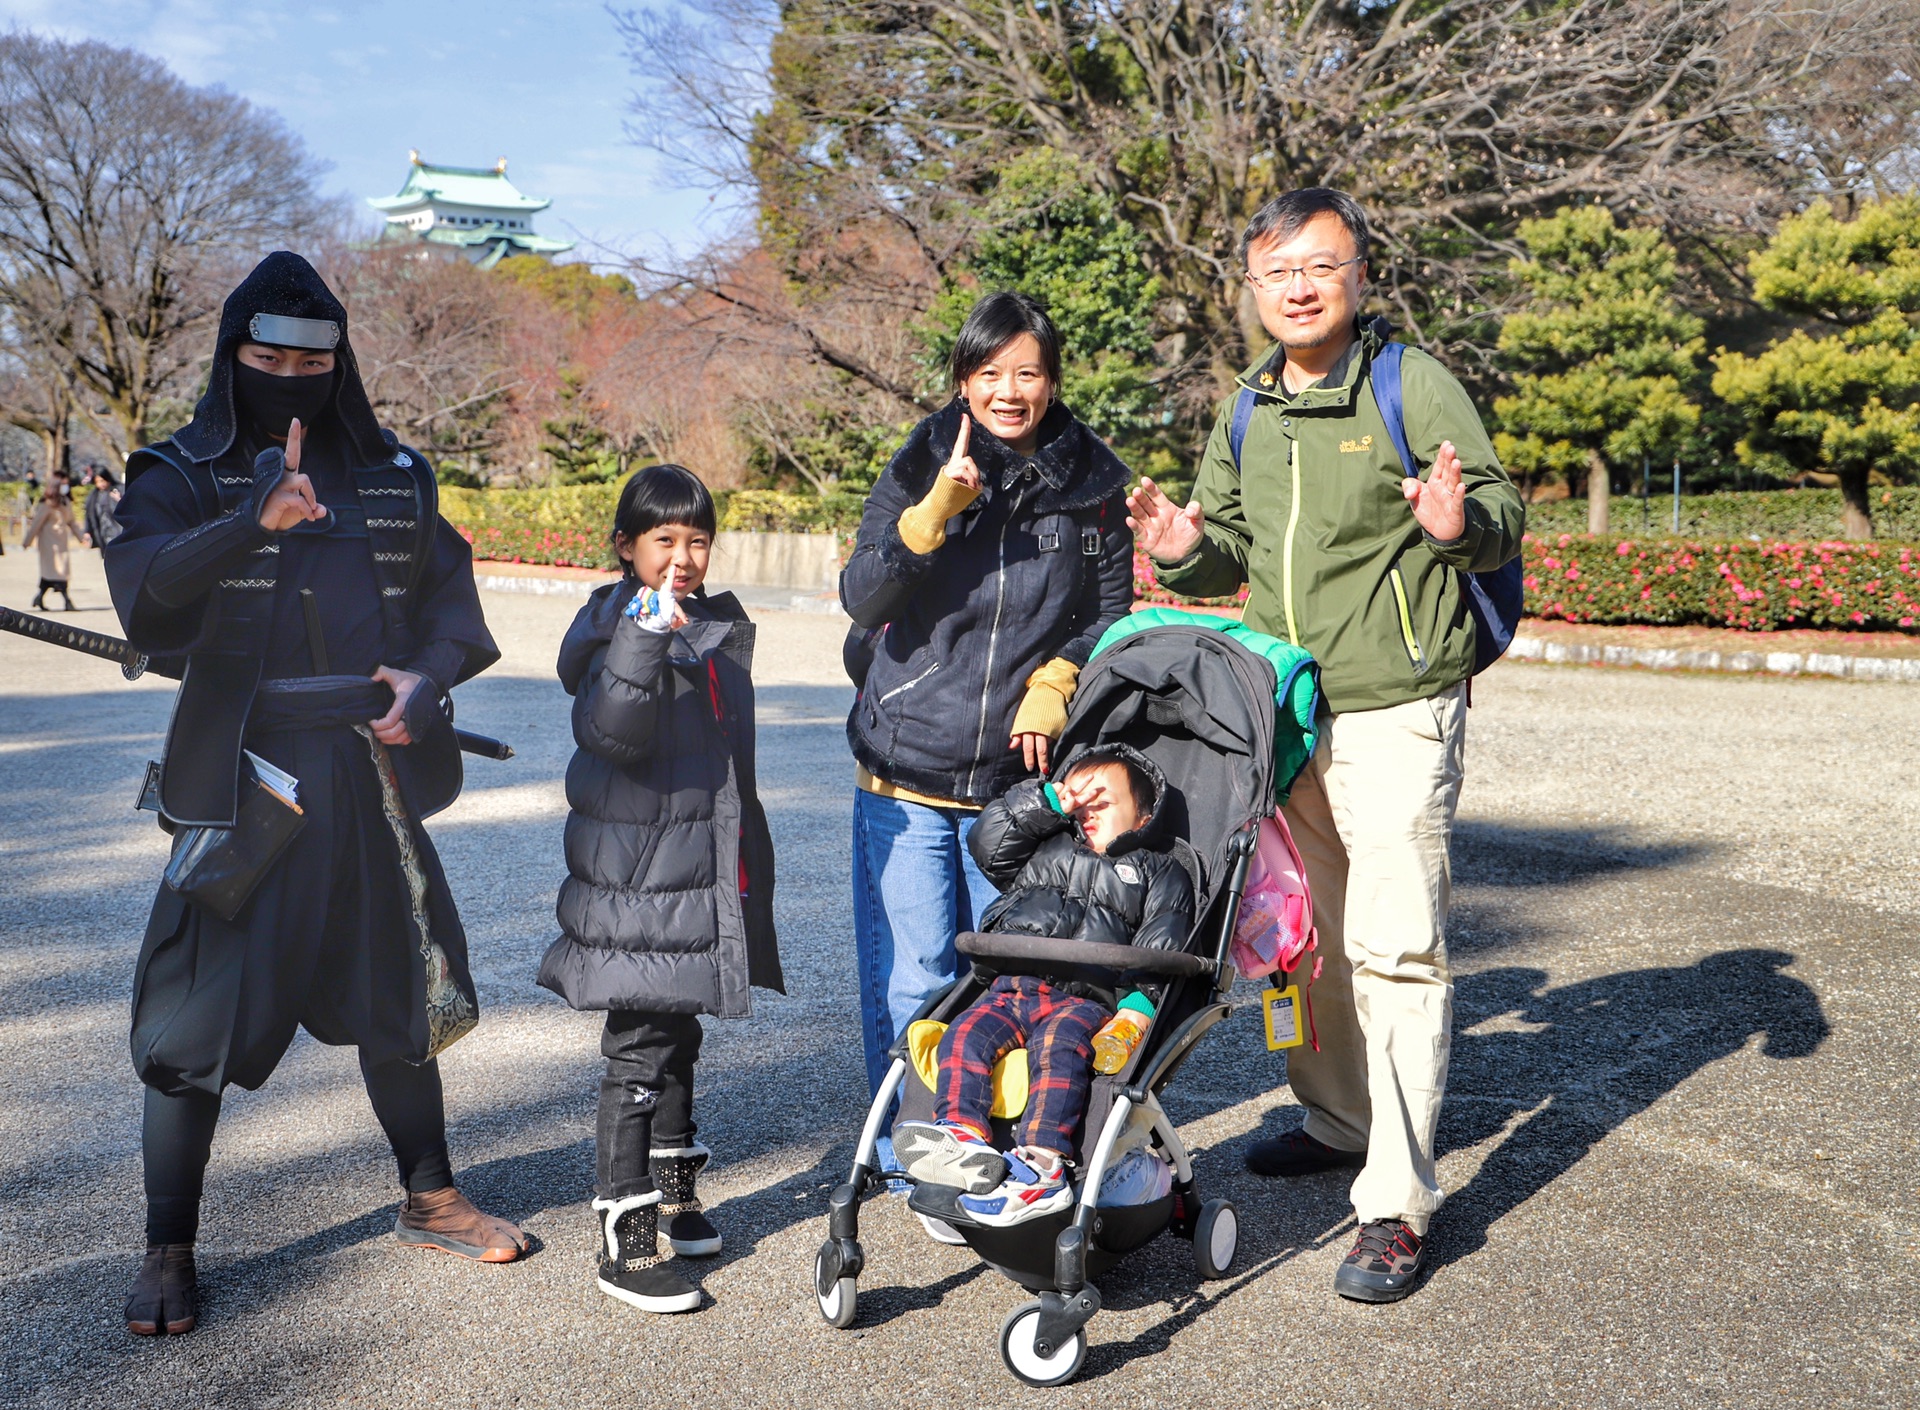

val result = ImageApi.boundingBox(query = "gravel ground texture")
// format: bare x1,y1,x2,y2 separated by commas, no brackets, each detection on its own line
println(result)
0,545,1914,1410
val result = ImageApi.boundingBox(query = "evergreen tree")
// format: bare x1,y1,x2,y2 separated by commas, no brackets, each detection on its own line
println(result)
1712,197,1920,540
919,149,1167,462
1494,206,1704,534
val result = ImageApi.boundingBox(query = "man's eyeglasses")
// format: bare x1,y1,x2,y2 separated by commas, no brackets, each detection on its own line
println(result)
1245,255,1365,291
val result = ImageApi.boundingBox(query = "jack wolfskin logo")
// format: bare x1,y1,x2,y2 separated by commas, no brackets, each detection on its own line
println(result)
1258,372,1276,386
1340,435,1374,453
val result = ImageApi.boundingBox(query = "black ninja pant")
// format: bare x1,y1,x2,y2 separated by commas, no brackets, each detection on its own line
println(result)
143,1055,454,1245
596,1010,703,1199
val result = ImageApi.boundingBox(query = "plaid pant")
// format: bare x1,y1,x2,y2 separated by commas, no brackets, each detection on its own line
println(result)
934,976,1107,1157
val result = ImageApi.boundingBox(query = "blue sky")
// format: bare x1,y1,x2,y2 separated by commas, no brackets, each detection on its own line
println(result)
0,0,741,262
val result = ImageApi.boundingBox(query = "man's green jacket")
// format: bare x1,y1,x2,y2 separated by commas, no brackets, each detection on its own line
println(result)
1157,321,1525,714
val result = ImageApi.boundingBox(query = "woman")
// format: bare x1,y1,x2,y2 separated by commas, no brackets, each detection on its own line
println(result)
22,480,80,610
839,292,1135,1183
82,465,124,549
104,251,525,1338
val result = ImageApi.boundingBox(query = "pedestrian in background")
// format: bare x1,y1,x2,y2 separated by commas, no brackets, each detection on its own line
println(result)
22,480,79,610
1130,187,1524,1304
82,464,123,549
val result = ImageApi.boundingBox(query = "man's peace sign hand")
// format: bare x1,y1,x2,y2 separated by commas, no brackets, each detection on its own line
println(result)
1403,440,1468,543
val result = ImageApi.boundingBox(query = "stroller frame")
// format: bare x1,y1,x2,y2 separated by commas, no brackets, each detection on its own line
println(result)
815,826,1258,1386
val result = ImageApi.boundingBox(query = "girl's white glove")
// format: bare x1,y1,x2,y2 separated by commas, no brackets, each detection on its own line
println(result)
623,582,679,634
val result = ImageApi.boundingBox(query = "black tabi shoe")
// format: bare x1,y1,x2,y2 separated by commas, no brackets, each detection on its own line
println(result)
125,1243,198,1336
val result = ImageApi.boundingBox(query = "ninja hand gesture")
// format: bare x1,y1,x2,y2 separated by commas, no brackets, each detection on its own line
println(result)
1403,440,1468,543
257,418,326,533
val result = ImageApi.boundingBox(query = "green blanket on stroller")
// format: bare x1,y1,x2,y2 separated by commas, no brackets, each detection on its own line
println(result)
1092,608,1321,802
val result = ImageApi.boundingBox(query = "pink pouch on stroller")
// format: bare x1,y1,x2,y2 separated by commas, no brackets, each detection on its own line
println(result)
1231,813,1318,982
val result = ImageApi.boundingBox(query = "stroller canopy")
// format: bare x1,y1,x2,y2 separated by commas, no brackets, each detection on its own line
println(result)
1054,622,1280,905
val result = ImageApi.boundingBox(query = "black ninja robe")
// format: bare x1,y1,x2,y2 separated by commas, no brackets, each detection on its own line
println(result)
105,252,499,1096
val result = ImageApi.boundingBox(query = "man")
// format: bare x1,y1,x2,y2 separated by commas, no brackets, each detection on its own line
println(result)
105,252,527,1337
1128,188,1524,1302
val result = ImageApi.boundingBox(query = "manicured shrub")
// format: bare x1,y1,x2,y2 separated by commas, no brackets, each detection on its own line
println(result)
1133,550,1248,608
1523,486,1920,543
1523,534,1920,632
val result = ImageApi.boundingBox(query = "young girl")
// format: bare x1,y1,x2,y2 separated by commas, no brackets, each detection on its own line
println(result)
540,464,783,1314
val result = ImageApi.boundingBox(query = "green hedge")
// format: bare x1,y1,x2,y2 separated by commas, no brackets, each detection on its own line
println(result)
441,484,859,568
1524,486,1920,543
1524,534,1920,631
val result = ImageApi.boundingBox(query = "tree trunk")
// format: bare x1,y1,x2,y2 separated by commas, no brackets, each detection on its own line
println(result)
1586,448,1611,536
1839,469,1874,540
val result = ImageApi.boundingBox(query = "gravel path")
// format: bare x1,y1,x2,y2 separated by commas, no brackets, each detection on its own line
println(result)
0,545,1912,1408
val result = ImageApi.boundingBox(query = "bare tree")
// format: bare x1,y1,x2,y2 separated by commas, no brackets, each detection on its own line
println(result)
338,250,523,474
0,32,327,455
621,0,1920,425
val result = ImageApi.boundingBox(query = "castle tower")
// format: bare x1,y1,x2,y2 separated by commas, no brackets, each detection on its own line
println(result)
369,152,575,267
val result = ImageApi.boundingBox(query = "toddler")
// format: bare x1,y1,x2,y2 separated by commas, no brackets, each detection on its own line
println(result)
894,744,1193,1225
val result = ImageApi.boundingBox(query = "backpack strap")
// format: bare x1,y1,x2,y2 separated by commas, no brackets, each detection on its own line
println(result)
1369,341,1419,479
1227,386,1258,470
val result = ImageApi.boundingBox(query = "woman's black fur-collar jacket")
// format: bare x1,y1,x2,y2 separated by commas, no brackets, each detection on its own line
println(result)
840,398,1137,805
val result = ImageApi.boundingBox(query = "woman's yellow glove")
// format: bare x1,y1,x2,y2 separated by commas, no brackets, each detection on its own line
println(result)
897,473,982,554
1010,657,1082,772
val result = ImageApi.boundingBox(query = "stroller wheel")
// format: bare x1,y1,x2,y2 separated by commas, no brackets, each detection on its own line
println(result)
814,1245,858,1328
1193,1199,1238,1281
1000,1300,1088,1387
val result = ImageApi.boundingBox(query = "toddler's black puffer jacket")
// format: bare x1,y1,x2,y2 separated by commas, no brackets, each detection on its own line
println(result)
965,744,1195,1006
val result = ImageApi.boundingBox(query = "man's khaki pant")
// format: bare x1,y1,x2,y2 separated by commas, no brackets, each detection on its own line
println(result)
1281,683,1466,1235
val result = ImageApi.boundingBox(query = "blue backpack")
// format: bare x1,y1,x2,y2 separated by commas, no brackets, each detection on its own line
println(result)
1227,340,1523,674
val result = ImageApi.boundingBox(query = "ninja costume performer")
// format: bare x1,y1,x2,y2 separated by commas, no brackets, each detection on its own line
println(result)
104,252,527,1338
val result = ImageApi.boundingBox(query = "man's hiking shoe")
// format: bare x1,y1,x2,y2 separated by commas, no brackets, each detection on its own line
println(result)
394,1186,529,1262
1333,1219,1427,1303
957,1148,1073,1227
125,1243,197,1336
1244,1128,1367,1178
893,1121,1008,1194
593,1192,702,1314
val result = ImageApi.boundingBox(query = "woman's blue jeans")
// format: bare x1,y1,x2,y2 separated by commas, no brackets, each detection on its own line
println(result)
851,789,998,1170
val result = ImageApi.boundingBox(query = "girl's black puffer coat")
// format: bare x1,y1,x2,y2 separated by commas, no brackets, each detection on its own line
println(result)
538,582,783,1019
840,398,1134,805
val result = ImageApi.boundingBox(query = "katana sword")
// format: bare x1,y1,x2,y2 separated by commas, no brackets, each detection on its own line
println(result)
0,602,149,678
0,603,515,760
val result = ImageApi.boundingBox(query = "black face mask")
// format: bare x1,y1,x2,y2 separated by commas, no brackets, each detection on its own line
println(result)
234,360,336,439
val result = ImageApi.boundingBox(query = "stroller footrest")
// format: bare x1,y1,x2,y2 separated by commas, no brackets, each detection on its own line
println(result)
957,931,1213,981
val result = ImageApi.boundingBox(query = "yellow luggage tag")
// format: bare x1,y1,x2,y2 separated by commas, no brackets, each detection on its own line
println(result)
1262,985,1305,1051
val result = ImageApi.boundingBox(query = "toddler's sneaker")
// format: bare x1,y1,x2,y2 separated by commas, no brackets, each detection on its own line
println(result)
957,1147,1073,1227
893,1121,1008,1193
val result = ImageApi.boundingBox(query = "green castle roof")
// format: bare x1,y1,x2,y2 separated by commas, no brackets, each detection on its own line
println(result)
369,156,551,215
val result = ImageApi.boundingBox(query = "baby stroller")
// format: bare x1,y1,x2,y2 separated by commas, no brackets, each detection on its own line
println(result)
814,619,1306,1386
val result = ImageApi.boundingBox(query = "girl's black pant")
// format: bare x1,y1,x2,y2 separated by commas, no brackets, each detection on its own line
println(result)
596,1010,703,1199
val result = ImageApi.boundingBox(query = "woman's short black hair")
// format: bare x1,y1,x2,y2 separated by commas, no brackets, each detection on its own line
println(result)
949,291,1064,390
612,463,716,576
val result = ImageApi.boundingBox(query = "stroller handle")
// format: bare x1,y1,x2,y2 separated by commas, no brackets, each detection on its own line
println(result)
955,931,1215,982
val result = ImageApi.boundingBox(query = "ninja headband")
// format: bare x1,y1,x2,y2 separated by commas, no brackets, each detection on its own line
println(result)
246,313,341,350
